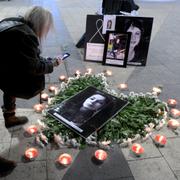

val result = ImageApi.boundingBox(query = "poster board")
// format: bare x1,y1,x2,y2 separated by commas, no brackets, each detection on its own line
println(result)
48,86,128,138
84,15,153,66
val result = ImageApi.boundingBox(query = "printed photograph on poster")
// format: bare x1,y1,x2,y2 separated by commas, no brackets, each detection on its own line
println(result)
102,31,131,67
115,16,153,66
47,86,128,138
102,15,116,34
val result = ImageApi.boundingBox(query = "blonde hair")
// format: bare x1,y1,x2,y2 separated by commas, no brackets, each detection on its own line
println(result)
24,6,54,40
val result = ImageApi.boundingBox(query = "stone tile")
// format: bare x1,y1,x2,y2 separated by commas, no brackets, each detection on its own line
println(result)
5,161,47,180
9,137,47,163
47,159,71,180
0,121,12,143
46,147,80,180
128,157,177,180
158,137,180,171
121,138,162,161
0,142,11,159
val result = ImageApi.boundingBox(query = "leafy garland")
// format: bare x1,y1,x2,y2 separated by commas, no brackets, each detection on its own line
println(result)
42,73,167,147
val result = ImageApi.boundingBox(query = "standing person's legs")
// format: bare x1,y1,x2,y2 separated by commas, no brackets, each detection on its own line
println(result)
2,92,28,128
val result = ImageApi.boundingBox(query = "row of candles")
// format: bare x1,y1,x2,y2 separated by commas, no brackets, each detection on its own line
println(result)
24,148,107,165
24,133,169,163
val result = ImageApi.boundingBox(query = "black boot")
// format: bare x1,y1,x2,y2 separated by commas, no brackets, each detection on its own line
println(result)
0,156,16,176
4,112,28,128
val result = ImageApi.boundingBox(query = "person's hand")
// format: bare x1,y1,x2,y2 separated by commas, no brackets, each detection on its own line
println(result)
52,56,63,67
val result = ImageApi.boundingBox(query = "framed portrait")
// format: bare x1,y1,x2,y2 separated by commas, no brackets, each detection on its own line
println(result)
115,16,154,66
102,31,131,67
47,86,128,138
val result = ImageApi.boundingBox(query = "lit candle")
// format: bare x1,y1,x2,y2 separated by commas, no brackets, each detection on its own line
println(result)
25,148,39,160
86,68,92,74
94,149,107,161
33,104,44,113
48,85,57,93
167,119,180,130
167,99,177,108
170,109,180,119
118,83,128,91
104,70,112,76
26,125,38,135
152,87,162,95
75,70,81,76
57,153,72,166
59,75,66,82
154,134,167,146
41,92,49,101
131,143,144,156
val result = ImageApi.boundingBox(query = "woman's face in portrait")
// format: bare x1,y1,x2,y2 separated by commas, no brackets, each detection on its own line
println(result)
127,24,141,48
83,94,106,111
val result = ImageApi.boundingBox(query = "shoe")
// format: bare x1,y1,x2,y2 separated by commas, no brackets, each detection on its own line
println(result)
0,156,16,176
4,115,28,128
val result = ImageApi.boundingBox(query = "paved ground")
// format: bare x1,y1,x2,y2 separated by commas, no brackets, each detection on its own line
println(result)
0,0,180,179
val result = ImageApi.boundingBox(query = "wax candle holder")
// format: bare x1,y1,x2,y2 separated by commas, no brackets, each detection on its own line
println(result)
131,143,144,157
57,153,72,166
170,109,180,119
41,92,49,101
48,85,57,93
103,70,112,76
75,70,81,76
26,125,38,135
33,104,44,113
59,75,67,82
167,119,180,130
24,148,39,161
154,134,167,147
167,99,178,108
94,149,107,162
118,83,128,91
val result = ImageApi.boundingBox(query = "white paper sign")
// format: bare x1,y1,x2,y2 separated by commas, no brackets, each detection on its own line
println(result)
85,43,104,61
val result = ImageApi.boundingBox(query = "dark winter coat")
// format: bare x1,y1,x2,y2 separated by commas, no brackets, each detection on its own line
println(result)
0,17,53,99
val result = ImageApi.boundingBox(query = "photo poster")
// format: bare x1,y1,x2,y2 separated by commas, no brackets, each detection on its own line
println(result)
84,15,116,62
47,86,129,138
115,16,154,66
84,15,105,62
102,31,131,67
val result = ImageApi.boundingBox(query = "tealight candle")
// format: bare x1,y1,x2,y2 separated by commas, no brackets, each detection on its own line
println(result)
167,119,180,130
57,153,72,166
26,125,38,135
25,148,39,160
48,85,56,93
154,134,167,146
104,70,112,76
131,143,144,156
86,68,92,74
167,99,177,108
118,83,128,91
41,92,49,101
170,109,180,119
75,70,81,76
152,87,162,95
59,75,66,82
33,104,44,113
94,149,107,161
